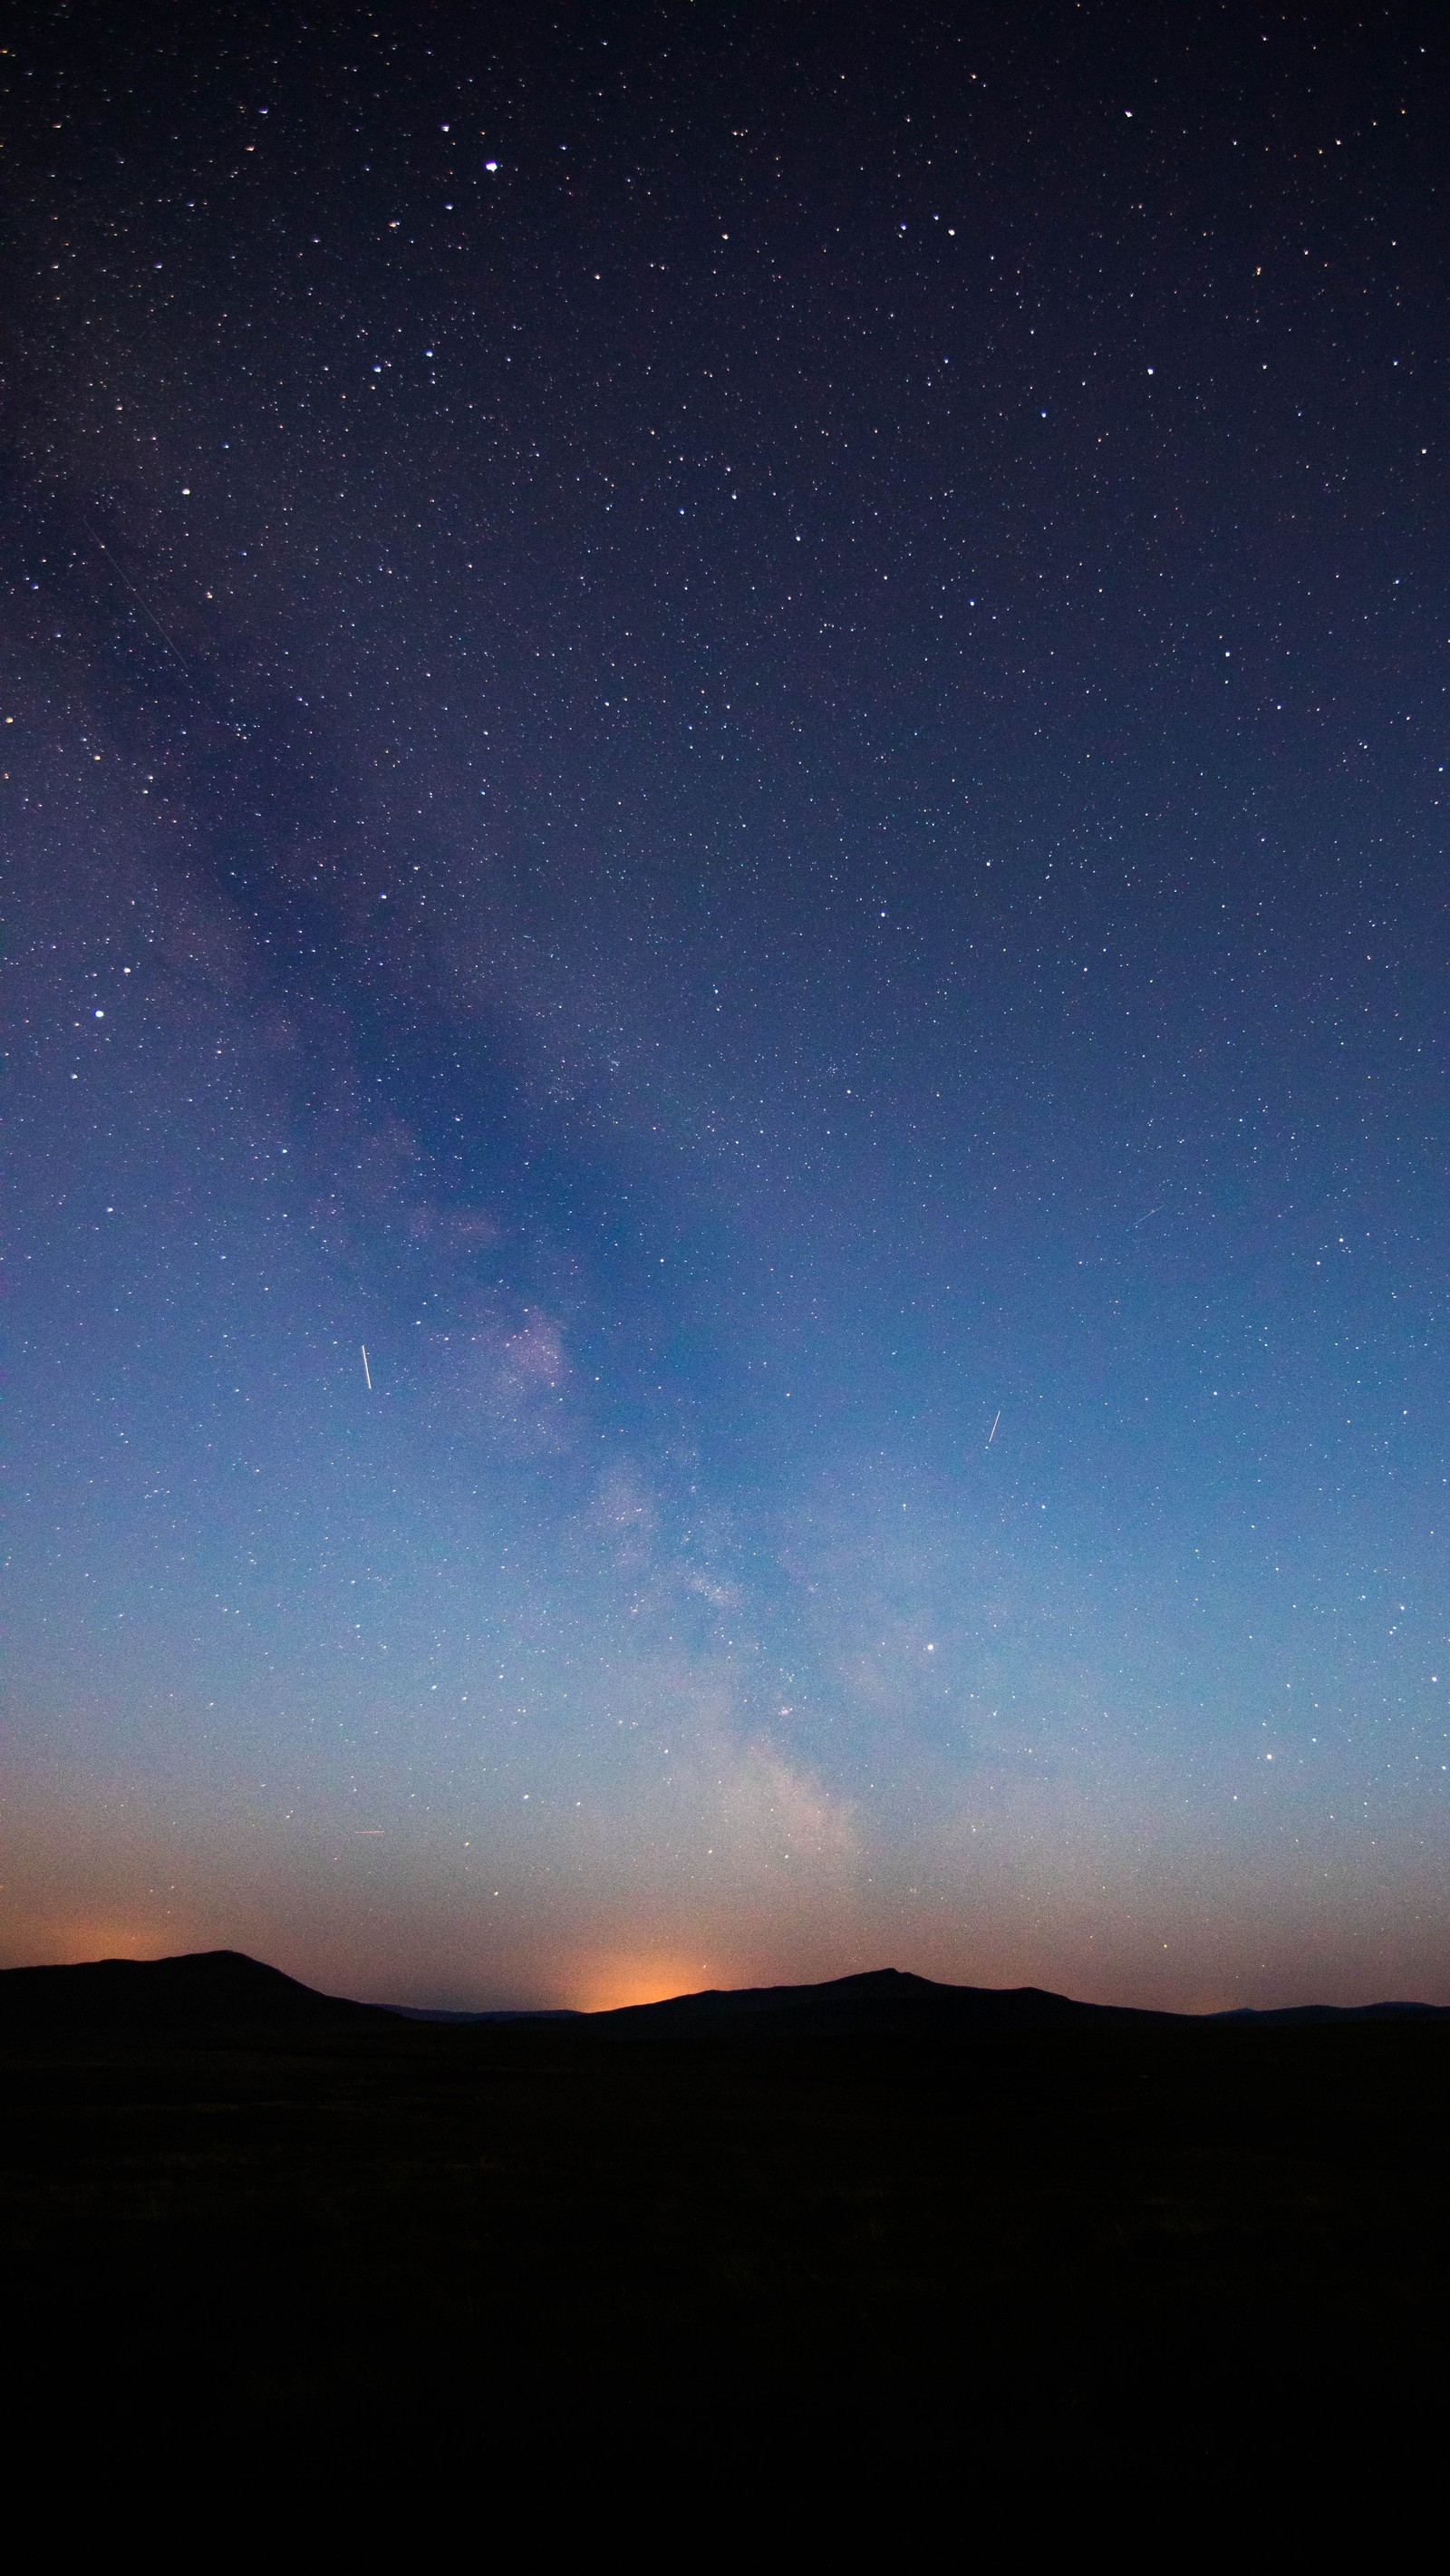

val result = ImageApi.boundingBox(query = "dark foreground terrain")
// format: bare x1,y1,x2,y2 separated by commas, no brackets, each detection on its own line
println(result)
3,1954,1446,2505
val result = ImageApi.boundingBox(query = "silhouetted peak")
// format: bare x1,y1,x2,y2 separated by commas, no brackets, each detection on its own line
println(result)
0,1946,385,2037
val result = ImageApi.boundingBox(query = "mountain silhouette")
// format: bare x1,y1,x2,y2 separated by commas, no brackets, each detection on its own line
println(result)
594,1966,1448,2033
0,1947,391,2039
594,1965,1173,2035
1209,2000,1450,2024
2,1951,1445,2039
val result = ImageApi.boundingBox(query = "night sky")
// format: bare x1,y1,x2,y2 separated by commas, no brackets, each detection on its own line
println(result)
6,3,1447,2010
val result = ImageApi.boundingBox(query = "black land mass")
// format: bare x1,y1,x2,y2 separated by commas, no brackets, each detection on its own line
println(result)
599,1963,1450,2031
594,1961,1157,2034
5,1948,1446,2039
3,1950,1446,2490
0,1946,392,2039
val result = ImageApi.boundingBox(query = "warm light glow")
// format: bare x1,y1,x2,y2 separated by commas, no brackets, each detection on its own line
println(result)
44,1920,185,1968
566,1956,717,2014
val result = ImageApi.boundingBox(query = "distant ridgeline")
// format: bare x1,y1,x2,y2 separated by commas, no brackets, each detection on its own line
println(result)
0,1950,394,2039
593,1965,1450,2034
0,1951,1445,2041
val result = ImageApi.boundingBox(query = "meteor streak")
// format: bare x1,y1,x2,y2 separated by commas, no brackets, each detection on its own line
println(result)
82,520,198,683
361,1344,372,1391
987,1409,1000,1446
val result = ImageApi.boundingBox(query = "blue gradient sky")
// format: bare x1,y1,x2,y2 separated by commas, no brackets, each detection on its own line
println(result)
5,1,1446,2007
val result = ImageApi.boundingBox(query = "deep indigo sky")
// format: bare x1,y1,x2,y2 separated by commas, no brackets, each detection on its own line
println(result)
6,2,1447,2008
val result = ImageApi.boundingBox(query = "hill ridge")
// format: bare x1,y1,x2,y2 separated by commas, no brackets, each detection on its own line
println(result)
2,1949,1445,2036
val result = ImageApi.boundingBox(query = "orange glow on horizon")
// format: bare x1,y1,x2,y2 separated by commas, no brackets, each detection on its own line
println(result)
26,1920,191,1970
566,1956,720,2013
